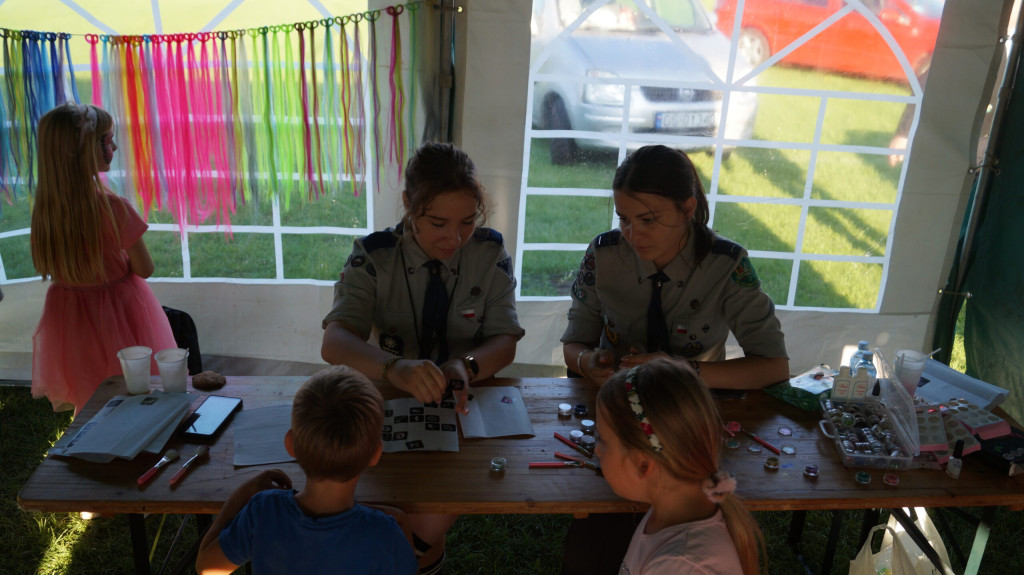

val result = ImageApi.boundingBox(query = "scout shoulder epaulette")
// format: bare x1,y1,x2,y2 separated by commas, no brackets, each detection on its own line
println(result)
472,227,504,244
361,230,399,253
595,230,621,247
710,236,742,260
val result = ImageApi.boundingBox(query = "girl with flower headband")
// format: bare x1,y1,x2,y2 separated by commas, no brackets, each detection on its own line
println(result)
593,358,763,575
30,102,176,415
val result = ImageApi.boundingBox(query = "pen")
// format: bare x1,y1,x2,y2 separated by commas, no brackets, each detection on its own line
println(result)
741,428,781,455
554,432,593,459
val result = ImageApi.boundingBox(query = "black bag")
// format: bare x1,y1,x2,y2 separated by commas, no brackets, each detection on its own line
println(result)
162,306,203,375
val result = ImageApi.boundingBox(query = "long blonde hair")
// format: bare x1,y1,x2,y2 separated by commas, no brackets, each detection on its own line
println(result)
597,358,765,575
30,103,119,284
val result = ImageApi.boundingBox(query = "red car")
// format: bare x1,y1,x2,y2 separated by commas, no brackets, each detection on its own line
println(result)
714,0,943,82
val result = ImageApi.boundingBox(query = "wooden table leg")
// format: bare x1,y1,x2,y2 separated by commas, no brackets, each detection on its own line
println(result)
127,513,151,575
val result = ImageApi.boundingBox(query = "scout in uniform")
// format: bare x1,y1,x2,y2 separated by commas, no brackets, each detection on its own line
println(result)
320,142,523,575
561,145,788,390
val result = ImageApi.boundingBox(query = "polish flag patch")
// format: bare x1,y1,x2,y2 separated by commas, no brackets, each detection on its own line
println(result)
461,309,477,319
675,325,688,334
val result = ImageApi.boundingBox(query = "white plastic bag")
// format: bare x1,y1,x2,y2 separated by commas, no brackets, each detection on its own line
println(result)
882,508,953,575
849,525,918,575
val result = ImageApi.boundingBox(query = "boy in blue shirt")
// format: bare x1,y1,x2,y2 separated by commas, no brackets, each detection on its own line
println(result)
196,366,418,574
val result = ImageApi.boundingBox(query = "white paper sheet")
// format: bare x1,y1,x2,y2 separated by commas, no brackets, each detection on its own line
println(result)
232,404,293,466
382,398,460,453
458,386,535,439
913,359,1010,410
50,391,193,463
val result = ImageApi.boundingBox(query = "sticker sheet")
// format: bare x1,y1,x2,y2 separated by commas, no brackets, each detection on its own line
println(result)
382,398,460,453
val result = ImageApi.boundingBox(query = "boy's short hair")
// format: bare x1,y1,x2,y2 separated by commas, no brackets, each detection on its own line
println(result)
290,366,384,481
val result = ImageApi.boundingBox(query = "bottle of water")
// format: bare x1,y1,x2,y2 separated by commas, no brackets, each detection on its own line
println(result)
854,350,877,381
850,340,870,369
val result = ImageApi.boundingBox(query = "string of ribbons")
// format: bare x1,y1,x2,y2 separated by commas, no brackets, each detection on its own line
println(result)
0,2,426,231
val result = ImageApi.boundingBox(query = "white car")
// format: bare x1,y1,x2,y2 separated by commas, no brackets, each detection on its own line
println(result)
531,0,758,164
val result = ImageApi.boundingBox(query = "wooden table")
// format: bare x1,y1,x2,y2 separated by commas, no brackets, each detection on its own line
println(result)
18,376,1024,574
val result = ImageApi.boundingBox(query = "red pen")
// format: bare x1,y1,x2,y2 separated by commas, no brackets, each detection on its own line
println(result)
741,428,781,455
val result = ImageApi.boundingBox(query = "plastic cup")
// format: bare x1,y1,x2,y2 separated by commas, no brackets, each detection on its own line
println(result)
155,348,190,393
895,349,927,397
117,346,153,394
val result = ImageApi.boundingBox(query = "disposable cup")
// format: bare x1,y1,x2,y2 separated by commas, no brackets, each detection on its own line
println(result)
155,348,190,393
895,349,927,397
117,346,153,394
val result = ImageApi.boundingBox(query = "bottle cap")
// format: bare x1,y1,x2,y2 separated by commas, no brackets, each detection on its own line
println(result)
953,439,964,459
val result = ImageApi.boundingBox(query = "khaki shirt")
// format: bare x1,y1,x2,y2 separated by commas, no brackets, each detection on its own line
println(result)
323,225,525,361
561,230,787,363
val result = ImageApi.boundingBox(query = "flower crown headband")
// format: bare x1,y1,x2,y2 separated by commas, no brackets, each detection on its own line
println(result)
624,366,663,452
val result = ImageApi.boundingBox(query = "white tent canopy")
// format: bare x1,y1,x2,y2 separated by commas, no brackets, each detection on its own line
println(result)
0,0,1011,379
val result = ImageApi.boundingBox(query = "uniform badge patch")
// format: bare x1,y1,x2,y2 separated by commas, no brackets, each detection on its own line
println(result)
571,279,586,301
603,323,620,345
583,272,595,286
380,334,403,356
731,256,761,288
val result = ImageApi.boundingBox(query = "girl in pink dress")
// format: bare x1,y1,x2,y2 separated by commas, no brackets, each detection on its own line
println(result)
30,103,176,415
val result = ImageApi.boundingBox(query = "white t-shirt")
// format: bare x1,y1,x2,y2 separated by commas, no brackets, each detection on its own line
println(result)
618,508,743,575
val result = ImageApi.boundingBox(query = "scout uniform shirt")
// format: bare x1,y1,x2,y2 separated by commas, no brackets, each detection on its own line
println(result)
323,224,525,362
560,229,787,364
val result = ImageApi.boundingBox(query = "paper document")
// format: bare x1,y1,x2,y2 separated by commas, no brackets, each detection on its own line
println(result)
50,392,193,463
458,386,535,439
233,405,293,466
913,359,1010,410
383,398,459,452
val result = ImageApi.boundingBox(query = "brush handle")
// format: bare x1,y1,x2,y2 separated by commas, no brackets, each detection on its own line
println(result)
168,463,192,487
137,466,160,486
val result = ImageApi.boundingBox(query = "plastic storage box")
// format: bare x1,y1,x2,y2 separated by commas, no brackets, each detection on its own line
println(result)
819,348,921,470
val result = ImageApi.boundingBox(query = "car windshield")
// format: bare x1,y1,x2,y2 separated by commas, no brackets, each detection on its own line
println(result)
906,0,945,20
565,0,713,34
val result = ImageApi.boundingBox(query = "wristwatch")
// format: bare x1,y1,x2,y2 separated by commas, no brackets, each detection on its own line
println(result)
461,355,480,381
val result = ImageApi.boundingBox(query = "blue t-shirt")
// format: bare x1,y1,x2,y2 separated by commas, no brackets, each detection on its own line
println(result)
218,489,417,574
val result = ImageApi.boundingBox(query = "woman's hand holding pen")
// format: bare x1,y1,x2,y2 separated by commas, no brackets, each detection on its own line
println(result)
387,359,448,405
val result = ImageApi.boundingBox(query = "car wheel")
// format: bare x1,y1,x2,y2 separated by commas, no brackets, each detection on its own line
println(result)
738,28,770,67
544,97,578,165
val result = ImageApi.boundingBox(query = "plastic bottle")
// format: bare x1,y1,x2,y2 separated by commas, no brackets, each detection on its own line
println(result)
849,340,870,369
854,350,877,380
946,439,964,479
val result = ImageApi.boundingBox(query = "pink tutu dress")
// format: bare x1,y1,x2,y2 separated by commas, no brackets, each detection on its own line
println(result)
31,194,176,414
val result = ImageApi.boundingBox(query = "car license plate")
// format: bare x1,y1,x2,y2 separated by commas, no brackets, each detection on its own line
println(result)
655,111,715,130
